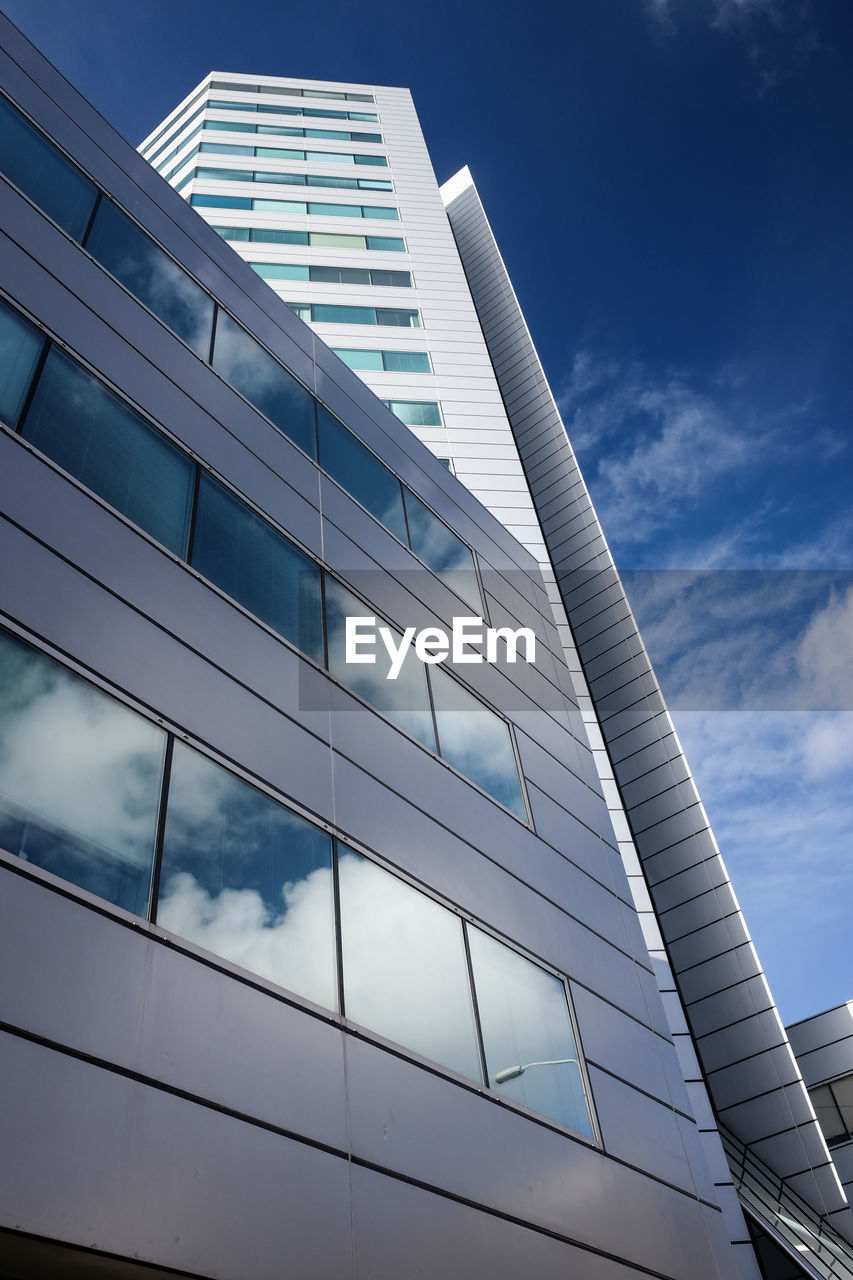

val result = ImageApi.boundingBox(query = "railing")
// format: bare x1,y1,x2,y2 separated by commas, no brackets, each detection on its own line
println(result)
721,1125,853,1280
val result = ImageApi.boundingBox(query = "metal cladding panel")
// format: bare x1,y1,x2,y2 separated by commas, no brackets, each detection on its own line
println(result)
788,1005,853,1073
0,868,349,1149
443,171,850,1226
0,1031,354,1280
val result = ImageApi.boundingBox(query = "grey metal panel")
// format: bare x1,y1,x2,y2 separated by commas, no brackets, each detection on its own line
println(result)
787,1006,853,1060
793,1041,853,1087
570,984,686,1109
652,857,730,914
346,1041,734,1280
698,1011,787,1075
0,1030,353,1279
587,1063,710,1197
523,783,628,898
0,869,349,1148
687,976,775,1039
719,1084,820,1143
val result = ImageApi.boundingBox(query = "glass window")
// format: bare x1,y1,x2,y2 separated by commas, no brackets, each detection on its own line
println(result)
468,927,593,1136
308,202,359,217
253,171,305,186
191,473,323,662
208,99,259,113
251,262,310,281
253,198,306,214
331,348,384,371
304,128,343,140
362,206,399,220
204,120,257,134
311,266,369,285
302,108,346,120
317,406,408,543
211,310,316,455
85,200,215,358
812,1085,846,1143
0,627,166,915
324,577,435,749
287,302,312,322
190,194,252,211
307,174,358,190
349,112,379,122
402,489,480,608
212,225,251,241
21,348,195,556
157,742,336,1009
306,151,353,165
375,308,420,328
255,228,309,245
350,132,382,144
386,401,442,427
256,146,303,160
429,666,526,819
357,178,394,191
366,236,405,252
0,298,44,427
0,95,98,240
338,847,482,1079
354,155,388,167
834,1075,853,1137
194,167,249,183
311,303,374,325
382,352,431,374
311,232,366,249
370,269,412,287
199,142,253,156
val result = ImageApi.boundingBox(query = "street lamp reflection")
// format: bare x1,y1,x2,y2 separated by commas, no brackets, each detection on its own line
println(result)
493,1057,581,1084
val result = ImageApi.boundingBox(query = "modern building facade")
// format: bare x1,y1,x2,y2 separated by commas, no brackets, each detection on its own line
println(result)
0,16,850,1280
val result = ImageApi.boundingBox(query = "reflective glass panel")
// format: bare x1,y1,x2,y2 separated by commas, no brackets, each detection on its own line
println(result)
191,473,323,662
307,175,358,189
253,199,306,214
468,926,593,1136
357,178,394,191
199,142,253,155
256,146,303,160
21,348,195,556
312,266,369,284
305,151,352,165
190,194,252,210
811,1085,845,1143
308,202,359,217
0,627,165,915
339,846,482,1079
256,228,309,244
311,233,366,249
362,206,399,220
0,298,44,427
85,200,215,358
211,310,315,454
382,352,430,373
254,172,306,186
833,1076,853,1140
0,95,97,239
324,577,435,749
387,401,442,427
366,236,405,251
331,348,384,371
317,406,407,542
429,666,525,818
376,309,420,328
311,304,375,325
251,262,309,281
370,270,412,287
402,489,480,608
204,120,257,133
354,155,388,167
212,225,251,241
158,743,336,1008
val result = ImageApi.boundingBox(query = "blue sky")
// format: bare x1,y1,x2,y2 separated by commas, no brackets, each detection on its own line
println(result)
5,0,851,1022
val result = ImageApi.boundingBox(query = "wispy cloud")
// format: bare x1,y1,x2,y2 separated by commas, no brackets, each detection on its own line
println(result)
645,0,819,92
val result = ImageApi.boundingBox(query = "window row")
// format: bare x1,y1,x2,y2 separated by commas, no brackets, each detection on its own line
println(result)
0,303,524,812
205,98,378,123
185,165,391,192
147,101,380,172
287,302,420,328
154,124,204,173
810,1076,853,1148
190,193,398,219
142,88,209,157
333,348,430,372
215,225,405,252
210,80,374,102
253,265,411,288
196,143,388,167
0,625,592,1137
200,124,382,144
